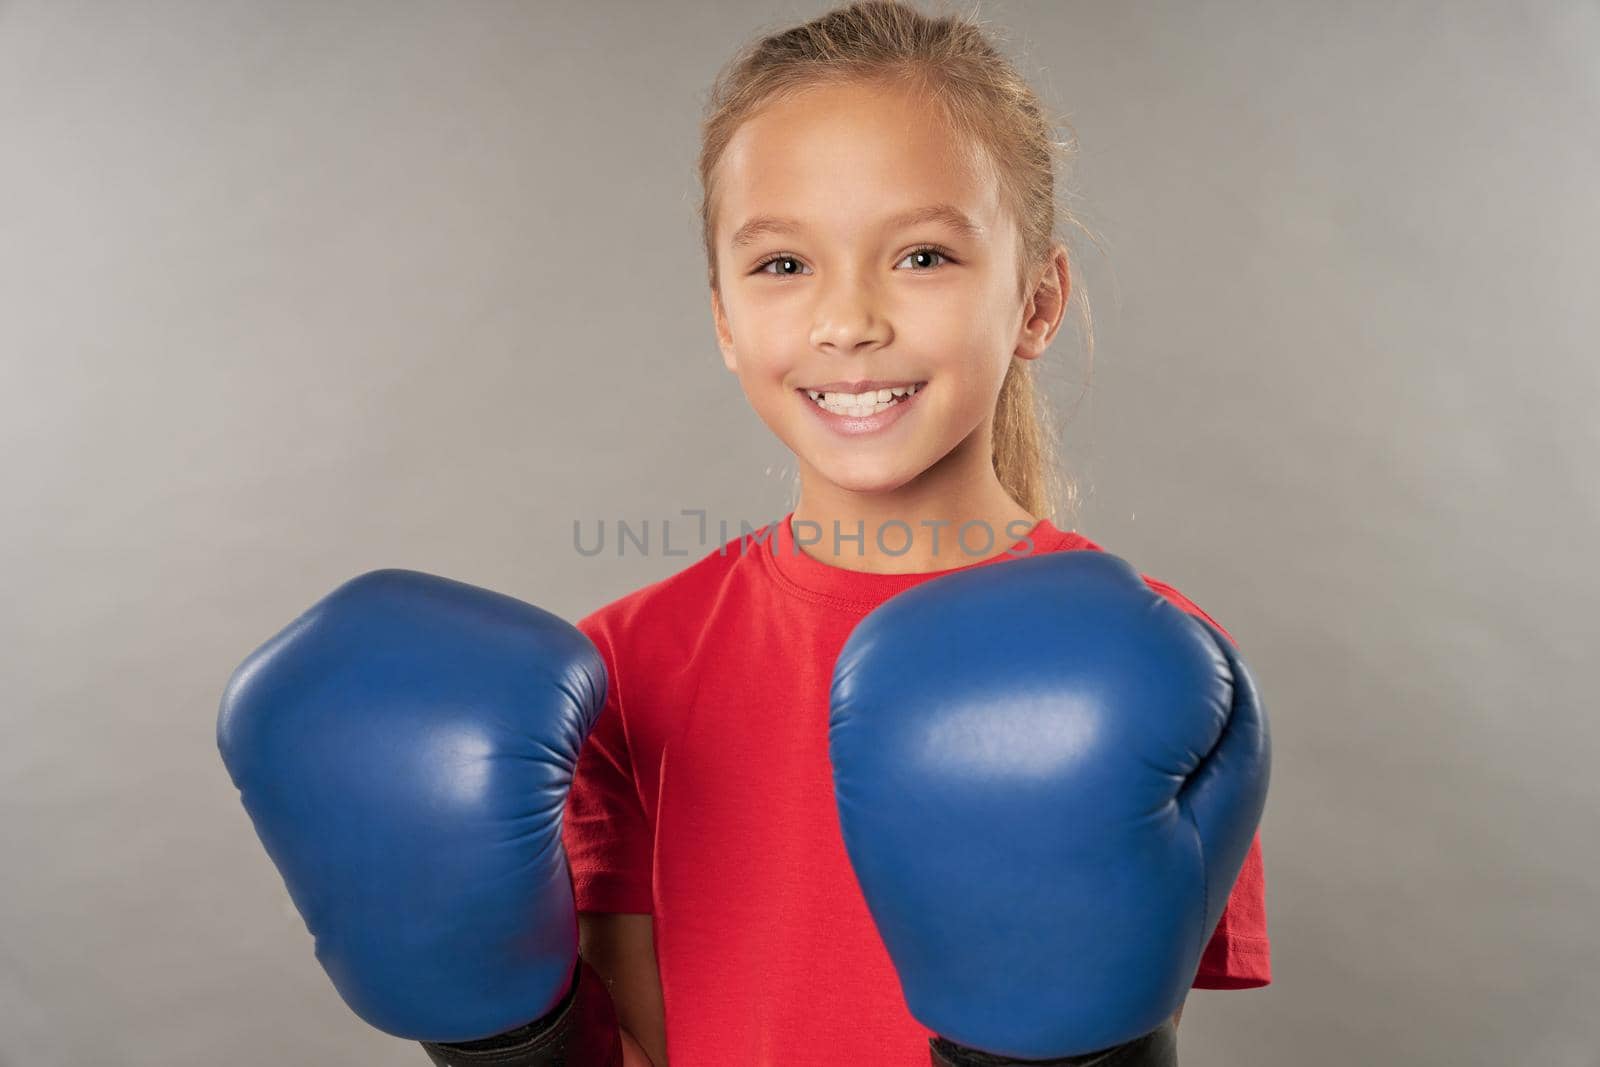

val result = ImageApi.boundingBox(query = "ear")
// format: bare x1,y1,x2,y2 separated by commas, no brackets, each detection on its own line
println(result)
1014,245,1071,362
711,287,738,373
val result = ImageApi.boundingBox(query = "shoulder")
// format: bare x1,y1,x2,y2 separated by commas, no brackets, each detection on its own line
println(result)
1045,530,1236,645
1140,574,1235,644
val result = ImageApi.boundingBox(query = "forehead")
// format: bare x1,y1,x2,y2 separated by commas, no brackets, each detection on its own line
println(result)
715,81,1000,244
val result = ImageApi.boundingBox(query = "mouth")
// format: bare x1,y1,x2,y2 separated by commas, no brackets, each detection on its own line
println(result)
795,380,927,436
799,381,925,418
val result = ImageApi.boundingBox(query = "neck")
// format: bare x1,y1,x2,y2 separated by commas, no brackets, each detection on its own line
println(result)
790,433,1038,575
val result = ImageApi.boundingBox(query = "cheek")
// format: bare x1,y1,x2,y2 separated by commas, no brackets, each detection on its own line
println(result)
727,306,798,383
734,351,799,419
745,348,797,392
922,320,1010,391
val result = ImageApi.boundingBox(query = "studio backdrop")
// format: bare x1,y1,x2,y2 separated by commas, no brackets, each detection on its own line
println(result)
2,2,1596,1065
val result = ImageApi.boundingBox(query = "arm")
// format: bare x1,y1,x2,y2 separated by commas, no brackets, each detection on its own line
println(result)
581,912,668,1067
620,1032,654,1067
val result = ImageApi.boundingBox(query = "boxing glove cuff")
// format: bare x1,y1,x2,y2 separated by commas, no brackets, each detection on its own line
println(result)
420,957,623,1067
929,1021,1177,1067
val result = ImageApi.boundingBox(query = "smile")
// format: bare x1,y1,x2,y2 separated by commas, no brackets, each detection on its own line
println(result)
796,381,927,437
803,382,922,417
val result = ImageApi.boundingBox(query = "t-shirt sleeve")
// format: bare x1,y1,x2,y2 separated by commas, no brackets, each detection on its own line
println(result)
1193,831,1272,989
561,614,654,914
1144,577,1274,990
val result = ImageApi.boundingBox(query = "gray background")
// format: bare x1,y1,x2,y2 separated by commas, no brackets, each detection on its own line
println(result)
2,1,1596,1064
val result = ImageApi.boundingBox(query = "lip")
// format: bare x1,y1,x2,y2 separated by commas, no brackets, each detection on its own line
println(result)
797,381,925,437
801,379,922,394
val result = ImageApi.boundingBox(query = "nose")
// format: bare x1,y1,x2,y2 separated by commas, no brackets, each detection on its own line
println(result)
808,272,890,355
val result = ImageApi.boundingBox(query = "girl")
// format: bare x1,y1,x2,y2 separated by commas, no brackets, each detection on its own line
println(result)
563,3,1271,1064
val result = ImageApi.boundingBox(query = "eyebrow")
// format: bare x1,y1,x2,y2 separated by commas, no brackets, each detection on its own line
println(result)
728,202,985,249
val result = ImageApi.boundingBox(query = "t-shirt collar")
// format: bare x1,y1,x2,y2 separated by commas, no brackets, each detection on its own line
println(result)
758,509,1083,611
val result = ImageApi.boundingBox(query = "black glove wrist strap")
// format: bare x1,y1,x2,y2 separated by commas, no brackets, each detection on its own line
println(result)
930,1019,1177,1067
420,956,623,1067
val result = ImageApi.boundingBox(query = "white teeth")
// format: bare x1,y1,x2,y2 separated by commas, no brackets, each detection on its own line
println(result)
805,383,923,417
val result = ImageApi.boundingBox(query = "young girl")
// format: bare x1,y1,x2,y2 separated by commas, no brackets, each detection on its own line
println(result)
563,3,1271,1064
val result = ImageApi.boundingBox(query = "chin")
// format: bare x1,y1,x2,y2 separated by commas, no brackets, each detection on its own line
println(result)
807,456,924,496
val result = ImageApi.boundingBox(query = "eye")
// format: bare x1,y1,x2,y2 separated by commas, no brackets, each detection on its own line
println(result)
754,254,810,277
750,245,957,277
895,246,954,271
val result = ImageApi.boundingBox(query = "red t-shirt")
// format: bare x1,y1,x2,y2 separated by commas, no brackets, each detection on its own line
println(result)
563,513,1271,1065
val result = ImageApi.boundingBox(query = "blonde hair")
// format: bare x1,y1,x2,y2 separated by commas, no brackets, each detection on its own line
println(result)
696,0,1096,521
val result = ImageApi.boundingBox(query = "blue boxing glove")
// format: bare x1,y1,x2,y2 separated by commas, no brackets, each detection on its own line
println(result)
217,569,623,1066
829,551,1270,1065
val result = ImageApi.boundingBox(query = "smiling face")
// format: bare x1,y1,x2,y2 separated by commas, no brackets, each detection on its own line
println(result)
710,79,1051,500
